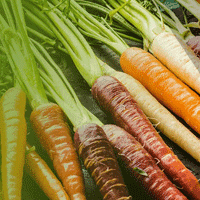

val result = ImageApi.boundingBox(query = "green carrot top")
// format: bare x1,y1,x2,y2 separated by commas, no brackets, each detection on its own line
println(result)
0,0,48,109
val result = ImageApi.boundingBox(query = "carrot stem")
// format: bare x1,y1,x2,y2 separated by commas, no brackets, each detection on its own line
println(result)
23,0,102,87
175,0,200,21
50,0,130,55
0,0,48,109
104,0,172,42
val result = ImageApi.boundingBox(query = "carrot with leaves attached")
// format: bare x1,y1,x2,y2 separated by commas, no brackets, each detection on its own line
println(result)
91,75,200,200
25,144,70,200
0,1,86,199
96,0,200,94
0,86,26,200
31,39,132,200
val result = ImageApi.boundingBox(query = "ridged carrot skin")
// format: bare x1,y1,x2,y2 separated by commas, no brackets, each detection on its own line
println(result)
120,47,200,136
102,124,188,200
74,123,132,200
0,87,27,200
111,71,200,162
151,32,200,94
25,144,70,200
30,103,86,200
91,76,200,200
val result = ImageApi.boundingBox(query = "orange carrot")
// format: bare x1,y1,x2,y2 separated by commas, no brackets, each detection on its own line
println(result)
25,144,70,200
0,87,26,200
91,75,200,200
30,103,86,200
120,47,200,136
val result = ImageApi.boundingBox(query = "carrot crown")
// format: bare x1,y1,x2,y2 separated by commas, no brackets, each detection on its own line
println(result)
49,0,132,55
0,0,48,109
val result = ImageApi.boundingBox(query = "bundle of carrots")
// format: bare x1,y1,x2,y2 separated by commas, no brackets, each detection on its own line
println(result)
20,0,200,199
0,0,200,199
34,37,190,200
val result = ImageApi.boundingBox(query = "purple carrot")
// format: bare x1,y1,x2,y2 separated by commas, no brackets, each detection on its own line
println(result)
74,123,132,200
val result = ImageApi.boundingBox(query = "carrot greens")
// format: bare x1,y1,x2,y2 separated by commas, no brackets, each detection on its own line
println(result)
0,0,48,109
23,0,102,87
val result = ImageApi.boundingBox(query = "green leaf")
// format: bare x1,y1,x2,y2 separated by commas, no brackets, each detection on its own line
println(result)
133,167,148,177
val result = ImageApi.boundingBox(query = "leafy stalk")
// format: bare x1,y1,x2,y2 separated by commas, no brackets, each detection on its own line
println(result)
24,0,102,87
103,0,172,42
153,0,193,40
49,0,130,55
175,0,200,21
77,0,142,38
0,0,48,109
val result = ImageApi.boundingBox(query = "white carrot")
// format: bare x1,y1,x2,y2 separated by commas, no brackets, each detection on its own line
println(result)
151,32,200,94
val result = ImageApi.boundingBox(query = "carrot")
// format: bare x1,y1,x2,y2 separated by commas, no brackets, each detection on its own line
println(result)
110,71,200,162
102,124,188,200
74,123,132,200
120,47,200,136
25,143,70,200
100,0,200,94
91,75,200,200
30,103,86,200
0,87,27,200
151,32,200,94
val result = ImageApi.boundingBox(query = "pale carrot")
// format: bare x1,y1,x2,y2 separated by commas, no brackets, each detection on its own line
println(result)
120,47,200,136
151,32,200,94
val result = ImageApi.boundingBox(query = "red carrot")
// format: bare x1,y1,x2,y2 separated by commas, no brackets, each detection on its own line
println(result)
103,124,188,200
74,123,132,200
91,75,200,200
30,103,86,200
